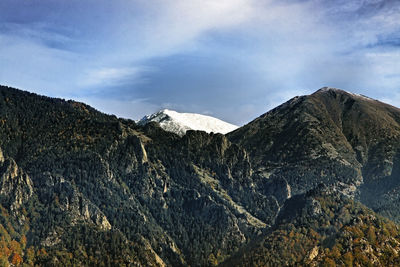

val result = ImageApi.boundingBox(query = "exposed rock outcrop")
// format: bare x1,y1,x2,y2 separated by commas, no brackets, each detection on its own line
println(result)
0,149,33,213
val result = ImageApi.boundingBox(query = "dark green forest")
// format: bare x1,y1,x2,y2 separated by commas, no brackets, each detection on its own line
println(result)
1,86,400,266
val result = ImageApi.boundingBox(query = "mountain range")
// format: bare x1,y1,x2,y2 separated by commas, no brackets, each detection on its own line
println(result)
1,85,400,266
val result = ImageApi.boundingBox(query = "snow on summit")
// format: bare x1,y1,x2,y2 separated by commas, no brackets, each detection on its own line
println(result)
138,109,239,136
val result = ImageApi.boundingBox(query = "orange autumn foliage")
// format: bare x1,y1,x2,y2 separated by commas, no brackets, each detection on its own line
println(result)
11,253,22,265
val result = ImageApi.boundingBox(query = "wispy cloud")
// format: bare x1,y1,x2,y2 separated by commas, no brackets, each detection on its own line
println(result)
80,66,153,87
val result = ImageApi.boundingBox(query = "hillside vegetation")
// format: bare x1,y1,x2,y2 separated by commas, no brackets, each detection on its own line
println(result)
1,86,400,266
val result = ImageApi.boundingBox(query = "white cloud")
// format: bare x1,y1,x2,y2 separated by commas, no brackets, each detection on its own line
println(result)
0,0,259,93
108,0,257,60
80,66,153,87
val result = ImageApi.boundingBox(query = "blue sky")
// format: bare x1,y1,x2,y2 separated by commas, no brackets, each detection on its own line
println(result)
1,0,399,125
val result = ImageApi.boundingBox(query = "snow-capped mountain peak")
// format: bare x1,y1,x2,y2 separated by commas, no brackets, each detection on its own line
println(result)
138,109,238,136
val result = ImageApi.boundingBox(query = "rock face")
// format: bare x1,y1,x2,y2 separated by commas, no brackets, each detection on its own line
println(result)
1,85,400,266
0,149,33,213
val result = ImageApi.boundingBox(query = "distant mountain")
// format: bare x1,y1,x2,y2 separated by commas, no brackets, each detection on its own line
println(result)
1,85,400,266
138,109,238,136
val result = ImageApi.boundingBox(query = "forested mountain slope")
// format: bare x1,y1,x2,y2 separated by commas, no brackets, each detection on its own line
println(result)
223,186,400,266
228,87,400,222
1,85,400,266
0,86,285,266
